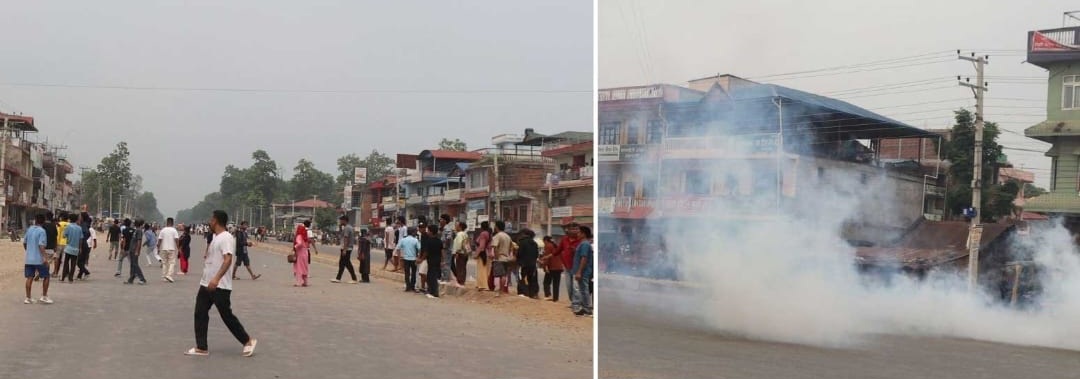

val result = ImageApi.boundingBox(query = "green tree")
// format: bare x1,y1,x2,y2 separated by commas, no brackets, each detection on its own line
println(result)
439,138,467,151
942,109,1012,221
289,159,336,203
96,142,133,212
314,207,339,233
133,191,164,223
1024,183,1048,198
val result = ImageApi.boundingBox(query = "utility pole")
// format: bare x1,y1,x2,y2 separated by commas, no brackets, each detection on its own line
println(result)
959,51,989,291
493,152,501,220
0,117,8,234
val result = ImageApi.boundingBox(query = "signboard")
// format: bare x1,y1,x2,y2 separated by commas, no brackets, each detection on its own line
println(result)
354,167,368,184
598,145,620,162
467,217,477,231
371,210,378,218
343,185,353,207
619,144,651,161
477,215,489,226
551,206,572,218
598,198,615,214
1032,31,1078,52
467,200,486,211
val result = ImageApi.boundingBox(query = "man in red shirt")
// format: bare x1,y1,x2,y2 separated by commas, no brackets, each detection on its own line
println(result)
557,223,583,303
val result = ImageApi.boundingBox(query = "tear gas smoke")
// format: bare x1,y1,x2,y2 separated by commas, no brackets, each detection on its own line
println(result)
607,111,1080,350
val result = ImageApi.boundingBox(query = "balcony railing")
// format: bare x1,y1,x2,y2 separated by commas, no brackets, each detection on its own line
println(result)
598,85,663,102
443,189,462,202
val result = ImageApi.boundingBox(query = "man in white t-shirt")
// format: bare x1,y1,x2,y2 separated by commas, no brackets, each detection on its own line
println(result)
383,217,397,272
186,210,257,358
157,218,181,283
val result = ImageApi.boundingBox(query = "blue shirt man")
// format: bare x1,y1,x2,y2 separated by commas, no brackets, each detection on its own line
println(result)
25,224,47,266
573,240,593,280
63,223,82,256
399,234,420,261
23,217,52,304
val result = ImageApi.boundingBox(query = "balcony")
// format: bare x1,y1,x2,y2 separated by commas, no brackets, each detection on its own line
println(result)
421,170,449,181
426,194,444,203
548,204,593,220
1028,26,1080,69
662,134,779,160
443,189,462,202
406,194,423,205
598,85,664,102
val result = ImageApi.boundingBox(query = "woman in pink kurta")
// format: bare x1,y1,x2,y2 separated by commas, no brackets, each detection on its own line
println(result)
293,224,311,287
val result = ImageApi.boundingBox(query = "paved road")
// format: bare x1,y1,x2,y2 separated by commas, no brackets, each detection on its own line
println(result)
600,284,1080,379
0,239,591,379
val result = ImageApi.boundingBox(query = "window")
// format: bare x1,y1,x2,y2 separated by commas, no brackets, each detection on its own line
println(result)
642,178,657,198
647,120,664,144
623,181,636,198
468,170,487,189
600,122,621,145
1065,76,1080,110
599,175,617,196
626,120,641,145
685,171,710,196
1051,157,1058,191
518,205,528,224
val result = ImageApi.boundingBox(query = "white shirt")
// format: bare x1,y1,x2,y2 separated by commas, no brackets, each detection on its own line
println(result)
384,226,397,250
87,228,97,244
158,226,180,251
201,231,236,291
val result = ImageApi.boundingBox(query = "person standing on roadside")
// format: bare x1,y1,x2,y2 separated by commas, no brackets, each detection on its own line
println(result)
179,224,192,275
56,213,69,276
439,214,454,285
451,221,469,288
23,214,51,304
421,224,443,299
115,218,133,277
107,220,121,260
516,228,540,299
383,217,398,272
571,226,594,316
186,210,258,358
124,219,147,285
232,221,261,281
143,224,157,267
540,236,563,302
397,227,421,292
303,219,316,266
558,223,583,307
358,228,371,283
474,221,492,291
489,221,513,297
332,215,357,284
157,218,180,283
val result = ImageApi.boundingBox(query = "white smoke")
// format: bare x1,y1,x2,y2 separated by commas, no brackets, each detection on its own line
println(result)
608,109,1080,350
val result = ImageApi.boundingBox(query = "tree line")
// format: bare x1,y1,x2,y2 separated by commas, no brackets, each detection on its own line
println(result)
78,142,164,223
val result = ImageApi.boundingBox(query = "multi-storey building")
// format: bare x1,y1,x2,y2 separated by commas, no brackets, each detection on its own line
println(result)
598,75,942,251
518,129,593,236
402,149,481,225
1022,24,1080,226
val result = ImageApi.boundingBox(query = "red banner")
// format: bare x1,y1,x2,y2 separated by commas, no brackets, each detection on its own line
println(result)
1032,31,1076,52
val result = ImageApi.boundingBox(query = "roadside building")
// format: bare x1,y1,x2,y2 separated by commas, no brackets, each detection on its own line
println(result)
517,129,594,236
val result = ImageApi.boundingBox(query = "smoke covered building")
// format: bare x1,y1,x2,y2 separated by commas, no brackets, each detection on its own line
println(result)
598,75,945,264
1023,24,1080,228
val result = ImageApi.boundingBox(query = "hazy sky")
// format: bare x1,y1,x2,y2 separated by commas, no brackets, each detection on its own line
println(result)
0,1,592,217
600,0,1080,188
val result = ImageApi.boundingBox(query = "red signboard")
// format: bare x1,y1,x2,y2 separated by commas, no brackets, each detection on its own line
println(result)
1032,31,1077,52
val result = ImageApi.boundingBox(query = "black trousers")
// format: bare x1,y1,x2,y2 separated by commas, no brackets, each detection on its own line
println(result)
384,249,393,266
544,269,563,301
427,258,441,297
403,260,417,291
358,249,370,282
62,253,78,282
194,286,250,351
520,264,539,298
127,251,145,283
76,242,90,278
336,249,356,281
453,254,468,285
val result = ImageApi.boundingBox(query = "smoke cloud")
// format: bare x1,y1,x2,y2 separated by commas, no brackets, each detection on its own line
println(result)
606,102,1080,350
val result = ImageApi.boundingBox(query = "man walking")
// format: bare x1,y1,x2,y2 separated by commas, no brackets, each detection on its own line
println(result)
571,226,594,316
43,212,58,277
61,214,82,283
397,227,420,292
186,210,258,357
107,219,121,260
158,218,180,283
23,214,52,304
358,229,371,283
75,212,93,280
115,218,132,277
332,215,357,284
232,221,261,281
124,219,147,285
383,217,397,272
558,223,583,306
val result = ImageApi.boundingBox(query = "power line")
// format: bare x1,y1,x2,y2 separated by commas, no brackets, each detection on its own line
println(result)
762,58,957,81
0,82,592,94
747,50,955,80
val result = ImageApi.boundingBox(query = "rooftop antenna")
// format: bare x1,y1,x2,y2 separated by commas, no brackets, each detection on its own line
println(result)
1064,11,1080,27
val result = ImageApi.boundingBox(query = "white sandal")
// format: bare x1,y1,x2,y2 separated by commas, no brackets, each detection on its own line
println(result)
184,348,209,356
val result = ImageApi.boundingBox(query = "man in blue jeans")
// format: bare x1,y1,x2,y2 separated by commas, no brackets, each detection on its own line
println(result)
571,226,593,316
23,214,52,304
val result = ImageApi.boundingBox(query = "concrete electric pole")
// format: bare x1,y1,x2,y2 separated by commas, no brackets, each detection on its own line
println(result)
959,51,989,291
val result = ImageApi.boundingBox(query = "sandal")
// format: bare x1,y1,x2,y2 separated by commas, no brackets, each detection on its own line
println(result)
185,348,209,356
